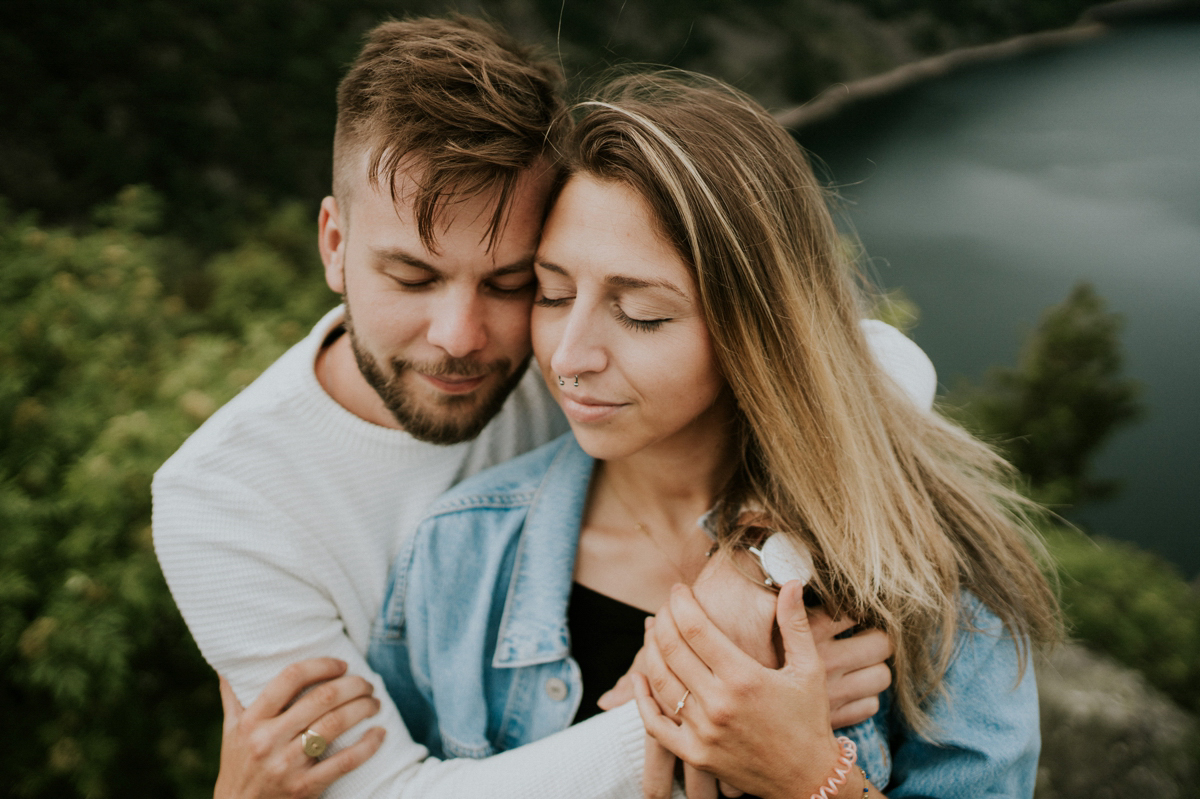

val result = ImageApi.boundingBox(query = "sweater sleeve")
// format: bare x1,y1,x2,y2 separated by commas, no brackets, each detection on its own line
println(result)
152,470,650,799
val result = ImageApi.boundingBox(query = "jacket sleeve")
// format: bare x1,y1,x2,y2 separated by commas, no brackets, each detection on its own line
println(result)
152,469,652,799
885,606,1040,799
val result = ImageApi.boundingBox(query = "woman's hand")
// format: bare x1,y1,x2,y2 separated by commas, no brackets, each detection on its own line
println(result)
214,658,386,799
599,548,893,729
633,582,845,799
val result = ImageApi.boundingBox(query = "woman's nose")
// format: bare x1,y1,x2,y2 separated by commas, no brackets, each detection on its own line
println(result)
548,307,607,380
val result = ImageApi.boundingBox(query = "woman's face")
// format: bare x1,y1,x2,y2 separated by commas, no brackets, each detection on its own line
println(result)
532,174,730,462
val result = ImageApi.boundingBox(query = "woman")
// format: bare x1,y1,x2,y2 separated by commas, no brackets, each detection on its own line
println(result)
367,71,1059,799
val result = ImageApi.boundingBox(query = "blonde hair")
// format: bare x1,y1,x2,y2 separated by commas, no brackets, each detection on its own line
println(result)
559,72,1059,732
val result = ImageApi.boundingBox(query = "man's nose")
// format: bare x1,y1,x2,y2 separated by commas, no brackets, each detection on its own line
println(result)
426,291,487,358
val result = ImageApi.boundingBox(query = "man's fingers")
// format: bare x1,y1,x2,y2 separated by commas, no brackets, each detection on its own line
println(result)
642,734,677,799
306,726,387,792
820,627,893,677
300,694,383,764
807,606,856,644
218,675,244,731
243,658,348,724
278,673,376,739
829,659,892,704
598,674,634,711
830,694,883,730
664,584,758,679
683,764,718,799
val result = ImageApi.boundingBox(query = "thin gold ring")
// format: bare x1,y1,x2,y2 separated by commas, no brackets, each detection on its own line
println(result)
674,689,690,715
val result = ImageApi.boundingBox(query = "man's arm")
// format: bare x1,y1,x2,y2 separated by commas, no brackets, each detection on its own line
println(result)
153,471,652,799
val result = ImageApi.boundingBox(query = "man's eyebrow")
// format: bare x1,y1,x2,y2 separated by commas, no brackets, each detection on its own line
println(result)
535,260,686,298
373,248,535,278
372,248,437,273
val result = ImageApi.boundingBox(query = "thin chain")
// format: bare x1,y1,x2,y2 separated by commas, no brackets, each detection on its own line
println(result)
608,479,695,582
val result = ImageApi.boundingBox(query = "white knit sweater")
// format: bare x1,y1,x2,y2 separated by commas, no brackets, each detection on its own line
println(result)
153,306,936,799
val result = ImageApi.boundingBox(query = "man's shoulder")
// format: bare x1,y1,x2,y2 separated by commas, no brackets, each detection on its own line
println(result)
155,307,342,485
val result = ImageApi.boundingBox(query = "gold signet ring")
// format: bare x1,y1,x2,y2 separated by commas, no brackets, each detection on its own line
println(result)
301,729,328,758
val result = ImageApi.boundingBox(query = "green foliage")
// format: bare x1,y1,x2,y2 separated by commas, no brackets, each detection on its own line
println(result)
1044,525,1200,715
0,0,1100,250
949,282,1142,508
0,186,330,798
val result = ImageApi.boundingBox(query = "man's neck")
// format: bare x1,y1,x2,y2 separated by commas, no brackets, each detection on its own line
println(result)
314,330,404,430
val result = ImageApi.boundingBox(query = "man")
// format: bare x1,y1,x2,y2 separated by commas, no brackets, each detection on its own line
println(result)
153,15,932,799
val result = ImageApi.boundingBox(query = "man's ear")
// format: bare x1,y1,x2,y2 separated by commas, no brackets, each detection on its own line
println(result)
318,195,346,293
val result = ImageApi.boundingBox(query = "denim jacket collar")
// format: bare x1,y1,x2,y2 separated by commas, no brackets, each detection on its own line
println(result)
493,436,595,668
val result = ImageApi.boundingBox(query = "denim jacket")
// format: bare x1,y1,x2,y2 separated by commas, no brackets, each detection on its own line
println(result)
368,433,1040,796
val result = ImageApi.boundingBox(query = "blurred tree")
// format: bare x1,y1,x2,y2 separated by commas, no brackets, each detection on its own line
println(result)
0,186,330,798
0,0,1104,251
950,282,1143,508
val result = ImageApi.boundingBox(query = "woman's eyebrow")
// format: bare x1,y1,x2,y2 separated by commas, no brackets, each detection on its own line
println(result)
604,274,686,298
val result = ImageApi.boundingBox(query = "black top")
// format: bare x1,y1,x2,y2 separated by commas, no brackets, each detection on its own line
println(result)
568,581,652,724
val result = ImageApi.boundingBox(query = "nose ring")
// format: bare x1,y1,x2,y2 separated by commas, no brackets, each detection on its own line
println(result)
573,375,579,387
558,375,564,386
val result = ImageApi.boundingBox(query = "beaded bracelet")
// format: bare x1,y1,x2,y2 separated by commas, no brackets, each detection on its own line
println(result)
858,765,871,797
810,736,858,799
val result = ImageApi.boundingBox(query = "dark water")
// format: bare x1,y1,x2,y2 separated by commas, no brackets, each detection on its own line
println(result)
799,24,1200,577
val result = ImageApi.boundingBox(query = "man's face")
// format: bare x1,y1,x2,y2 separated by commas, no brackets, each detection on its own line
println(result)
319,157,554,444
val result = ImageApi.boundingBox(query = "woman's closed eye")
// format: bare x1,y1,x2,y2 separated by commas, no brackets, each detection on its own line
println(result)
616,306,671,332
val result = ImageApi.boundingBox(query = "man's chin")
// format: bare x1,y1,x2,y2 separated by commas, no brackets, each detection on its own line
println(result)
383,359,530,445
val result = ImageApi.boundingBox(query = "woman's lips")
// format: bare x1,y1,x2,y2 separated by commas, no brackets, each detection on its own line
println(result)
558,392,625,423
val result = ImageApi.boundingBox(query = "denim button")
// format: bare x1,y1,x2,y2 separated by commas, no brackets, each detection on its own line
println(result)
544,677,568,701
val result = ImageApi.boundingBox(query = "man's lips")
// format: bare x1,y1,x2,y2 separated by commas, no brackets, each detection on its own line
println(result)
558,391,625,423
418,372,489,395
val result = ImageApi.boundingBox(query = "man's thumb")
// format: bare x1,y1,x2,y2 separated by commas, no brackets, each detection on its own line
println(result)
218,675,244,724
776,580,818,668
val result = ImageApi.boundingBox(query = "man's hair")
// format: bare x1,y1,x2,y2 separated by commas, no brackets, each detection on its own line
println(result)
334,15,566,248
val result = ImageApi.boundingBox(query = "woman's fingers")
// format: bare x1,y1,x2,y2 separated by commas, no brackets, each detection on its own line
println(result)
642,614,689,715
642,734,677,799
632,672,689,753
241,658,348,725
830,695,884,730
277,673,376,740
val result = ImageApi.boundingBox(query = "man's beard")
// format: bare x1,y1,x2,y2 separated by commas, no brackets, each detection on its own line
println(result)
343,305,530,445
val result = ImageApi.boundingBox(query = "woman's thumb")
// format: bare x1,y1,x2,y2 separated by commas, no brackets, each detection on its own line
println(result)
776,581,818,669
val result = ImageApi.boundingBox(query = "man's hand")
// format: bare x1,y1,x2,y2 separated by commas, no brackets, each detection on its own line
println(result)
214,658,385,799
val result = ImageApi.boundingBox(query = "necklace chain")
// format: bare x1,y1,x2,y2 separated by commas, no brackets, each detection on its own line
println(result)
608,479,695,582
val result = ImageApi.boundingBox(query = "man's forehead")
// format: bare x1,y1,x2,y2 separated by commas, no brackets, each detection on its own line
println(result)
349,151,556,253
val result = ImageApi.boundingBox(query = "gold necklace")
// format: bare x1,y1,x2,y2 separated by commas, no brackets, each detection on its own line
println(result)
608,479,696,582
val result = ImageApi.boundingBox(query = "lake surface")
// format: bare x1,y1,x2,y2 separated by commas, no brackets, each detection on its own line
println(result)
798,24,1200,577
